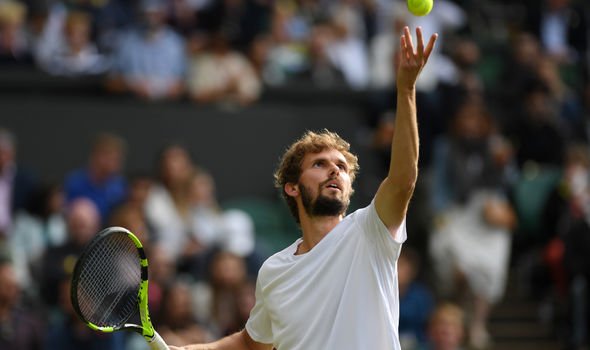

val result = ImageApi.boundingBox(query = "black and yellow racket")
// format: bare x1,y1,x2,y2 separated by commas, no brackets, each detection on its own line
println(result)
71,226,169,350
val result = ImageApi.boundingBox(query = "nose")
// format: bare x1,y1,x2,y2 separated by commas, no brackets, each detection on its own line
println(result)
329,162,340,177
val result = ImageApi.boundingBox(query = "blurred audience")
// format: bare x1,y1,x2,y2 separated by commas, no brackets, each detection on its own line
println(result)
63,132,127,224
44,268,125,350
0,260,44,350
398,246,435,350
0,128,36,239
523,0,587,65
507,82,567,168
8,183,66,293
35,6,110,76
429,98,517,349
187,30,262,107
157,280,213,346
426,302,465,350
192,250,251,337
144,144,195,262
539,143,590,348
0,0,31,65
189,169,256,263
106,0,186,100
40,197,100,307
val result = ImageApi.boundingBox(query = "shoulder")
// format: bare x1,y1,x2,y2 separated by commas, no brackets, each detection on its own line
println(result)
257,240,300,277
163,27,184,44
64,168,88,185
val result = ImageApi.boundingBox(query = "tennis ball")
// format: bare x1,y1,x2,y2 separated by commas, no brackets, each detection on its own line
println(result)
407,0,433,16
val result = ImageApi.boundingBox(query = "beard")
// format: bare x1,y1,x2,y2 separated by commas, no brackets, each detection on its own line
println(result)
300,183,349,218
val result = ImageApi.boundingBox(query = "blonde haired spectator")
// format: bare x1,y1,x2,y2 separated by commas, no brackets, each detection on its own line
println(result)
34,6,111,76
0,0,30,64
427,302,465,350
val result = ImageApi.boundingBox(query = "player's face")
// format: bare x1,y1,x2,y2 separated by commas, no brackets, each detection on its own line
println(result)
297,149,352,217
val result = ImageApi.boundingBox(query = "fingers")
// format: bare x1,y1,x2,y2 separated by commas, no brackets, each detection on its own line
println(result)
400,26,438,64
423,33,438,62
416,27,424,62
403,26,415,55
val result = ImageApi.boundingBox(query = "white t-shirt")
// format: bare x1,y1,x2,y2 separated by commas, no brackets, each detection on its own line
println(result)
246,200,407,350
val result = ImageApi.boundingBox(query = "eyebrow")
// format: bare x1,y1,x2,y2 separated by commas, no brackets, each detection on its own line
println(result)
308,154,348,166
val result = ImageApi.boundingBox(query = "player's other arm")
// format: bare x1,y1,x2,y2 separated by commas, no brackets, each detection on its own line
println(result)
168,329,272,350
374,26,437,236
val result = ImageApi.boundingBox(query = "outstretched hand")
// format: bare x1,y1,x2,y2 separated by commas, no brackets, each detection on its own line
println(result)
397,26,438,90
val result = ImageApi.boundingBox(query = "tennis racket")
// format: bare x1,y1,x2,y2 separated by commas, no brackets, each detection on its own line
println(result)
71,226,169,350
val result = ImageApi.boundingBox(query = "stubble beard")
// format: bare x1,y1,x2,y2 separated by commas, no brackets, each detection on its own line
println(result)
299,183,349,218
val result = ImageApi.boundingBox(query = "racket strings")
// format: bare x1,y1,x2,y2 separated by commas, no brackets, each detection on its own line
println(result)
76,232,141,327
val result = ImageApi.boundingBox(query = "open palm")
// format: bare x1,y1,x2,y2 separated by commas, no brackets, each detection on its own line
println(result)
397,26,438,90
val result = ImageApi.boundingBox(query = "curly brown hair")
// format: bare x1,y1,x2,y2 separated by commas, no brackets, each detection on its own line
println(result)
274,130,359,223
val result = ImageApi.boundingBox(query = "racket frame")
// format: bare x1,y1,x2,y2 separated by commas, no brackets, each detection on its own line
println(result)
71,226,158,342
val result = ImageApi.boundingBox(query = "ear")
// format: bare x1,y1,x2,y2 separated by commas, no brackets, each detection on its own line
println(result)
284,183,299,197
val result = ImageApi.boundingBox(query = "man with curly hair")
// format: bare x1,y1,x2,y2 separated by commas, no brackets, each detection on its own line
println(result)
170,26,437,350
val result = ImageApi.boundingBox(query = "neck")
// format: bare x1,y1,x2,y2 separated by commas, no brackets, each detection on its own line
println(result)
296,214,342,254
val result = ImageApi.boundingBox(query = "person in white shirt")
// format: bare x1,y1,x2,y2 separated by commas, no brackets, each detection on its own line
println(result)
169,26,437,350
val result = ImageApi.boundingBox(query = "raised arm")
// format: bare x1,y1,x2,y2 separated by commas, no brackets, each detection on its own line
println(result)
374,26,437,236
168,329,272,350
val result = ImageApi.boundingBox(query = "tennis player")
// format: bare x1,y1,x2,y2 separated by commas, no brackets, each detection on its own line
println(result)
170,26,437,350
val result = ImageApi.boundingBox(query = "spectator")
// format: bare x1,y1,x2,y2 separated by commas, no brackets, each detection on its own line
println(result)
65,0,136,53
523,0,588,65
8,183,67,293
109,172,154,243
189,169,256,262
144,144,195,262
319,0,371,89
540,143,590,348
106,0,186,100
427,302,466,350
35,6,111,77
157,280,213,346
398,246,435,350
0,0,31,65
40,198,101,307
63,132,127,224
196,0,272,53
192,250,249,337
261,0,327,86
369,5,406,91
428,99,517,349
0,260,45,350
44,267,125,350
145,244,176,320
0,128,36,238
187,30,262,107
110,202,151,247
497,32,543,131
437,37,484,128
533,54,582,138
508,82,567,168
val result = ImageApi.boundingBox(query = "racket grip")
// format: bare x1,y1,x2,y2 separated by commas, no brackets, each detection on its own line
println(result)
148,331,170,350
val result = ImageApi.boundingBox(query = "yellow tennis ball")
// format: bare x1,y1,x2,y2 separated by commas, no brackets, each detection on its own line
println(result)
407,0,433,16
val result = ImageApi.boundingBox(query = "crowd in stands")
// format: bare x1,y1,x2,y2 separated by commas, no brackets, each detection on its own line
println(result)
0,0,590,349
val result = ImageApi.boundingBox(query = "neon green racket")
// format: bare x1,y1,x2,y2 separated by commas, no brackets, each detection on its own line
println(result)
71,226,169,349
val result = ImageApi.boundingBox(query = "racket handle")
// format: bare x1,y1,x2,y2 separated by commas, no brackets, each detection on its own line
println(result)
148,331,170,350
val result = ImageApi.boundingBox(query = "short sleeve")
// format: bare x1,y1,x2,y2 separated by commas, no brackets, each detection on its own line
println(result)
245,275,273,344
354,199,407,258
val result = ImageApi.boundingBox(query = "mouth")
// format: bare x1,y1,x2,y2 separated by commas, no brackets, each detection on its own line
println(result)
323,181,342,192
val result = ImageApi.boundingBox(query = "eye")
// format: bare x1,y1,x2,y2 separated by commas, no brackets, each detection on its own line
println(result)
338,163,348,171
313,160,323,167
